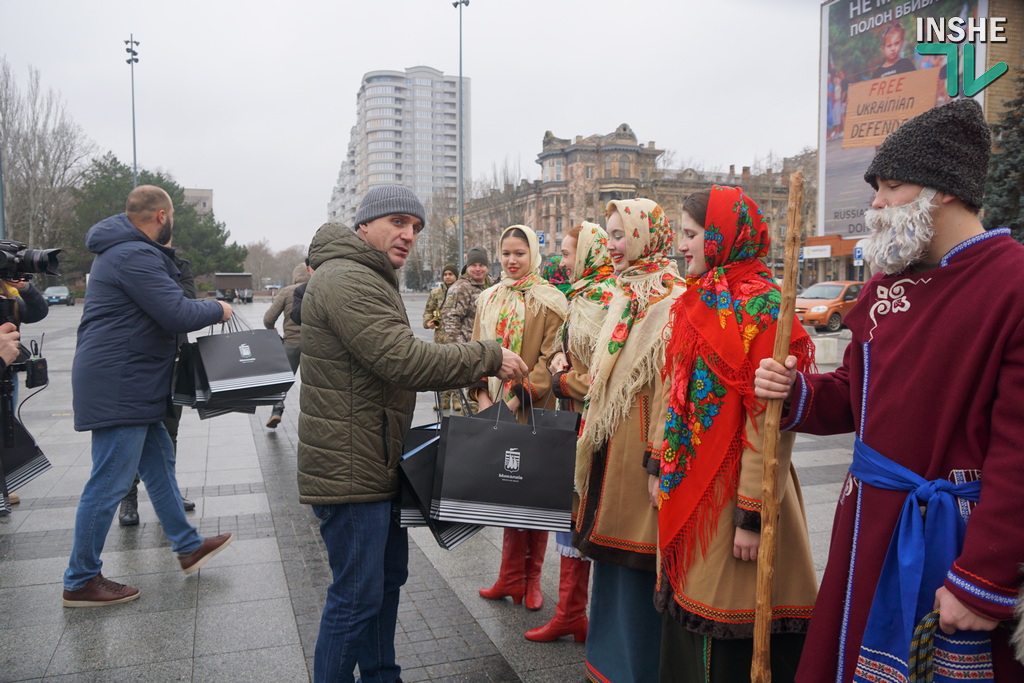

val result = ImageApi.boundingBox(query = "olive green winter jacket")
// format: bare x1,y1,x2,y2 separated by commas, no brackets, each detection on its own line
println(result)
297,223,503,504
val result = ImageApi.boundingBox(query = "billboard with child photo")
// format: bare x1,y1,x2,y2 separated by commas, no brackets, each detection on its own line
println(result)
818,0,988,238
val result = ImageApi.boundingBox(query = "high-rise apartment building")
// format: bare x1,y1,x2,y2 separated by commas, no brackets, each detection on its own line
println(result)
328,65,471,227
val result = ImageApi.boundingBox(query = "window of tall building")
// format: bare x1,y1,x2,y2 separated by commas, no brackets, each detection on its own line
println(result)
369,162,399,171
414,88,431,97
604,155,613,178
585,166,594,180
367,85,395,94
367,97,396,105
413,78,432,86
416,132,431,140
369,152,397,160
369,173,397,182
415,121,432,129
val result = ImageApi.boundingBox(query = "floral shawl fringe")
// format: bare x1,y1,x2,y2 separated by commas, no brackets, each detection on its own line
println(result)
657,186,814,596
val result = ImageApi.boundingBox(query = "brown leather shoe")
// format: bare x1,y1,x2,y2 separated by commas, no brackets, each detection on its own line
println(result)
62,573,140,607
178,533,234,575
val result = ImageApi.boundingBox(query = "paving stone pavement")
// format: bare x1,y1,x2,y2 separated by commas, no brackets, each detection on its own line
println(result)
0,294,852,682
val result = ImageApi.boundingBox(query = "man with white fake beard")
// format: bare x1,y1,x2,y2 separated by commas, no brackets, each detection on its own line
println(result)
754,98,1024,682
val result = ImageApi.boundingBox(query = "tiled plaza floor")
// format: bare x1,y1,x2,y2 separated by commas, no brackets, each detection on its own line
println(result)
0,296,851,682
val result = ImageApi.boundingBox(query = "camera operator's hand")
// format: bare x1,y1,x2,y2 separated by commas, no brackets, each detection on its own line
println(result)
218,301,233,322
0,322,21,367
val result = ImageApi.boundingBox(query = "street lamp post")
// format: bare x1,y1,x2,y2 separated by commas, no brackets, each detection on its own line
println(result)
453,0,468,269
124,35,140,187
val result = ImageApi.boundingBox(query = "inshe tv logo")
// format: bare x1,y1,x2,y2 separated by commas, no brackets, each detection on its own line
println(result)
916,16,1009,97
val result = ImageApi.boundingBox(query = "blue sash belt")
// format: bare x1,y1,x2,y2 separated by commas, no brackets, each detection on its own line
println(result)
849,439,990,682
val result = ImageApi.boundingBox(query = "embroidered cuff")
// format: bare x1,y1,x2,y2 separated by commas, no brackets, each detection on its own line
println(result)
781,372,810,431
733,506,762,533
645,458,660,476
552,371,571,400
944,563,1018,620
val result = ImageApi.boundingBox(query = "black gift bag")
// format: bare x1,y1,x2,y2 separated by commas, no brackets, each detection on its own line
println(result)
397,423,438,528
171,342,198,407
0,412,51,495
398,423,483,550
431,401,578,532
195,323,294,404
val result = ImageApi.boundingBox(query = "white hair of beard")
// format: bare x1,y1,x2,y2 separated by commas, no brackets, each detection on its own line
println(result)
863,187,938,275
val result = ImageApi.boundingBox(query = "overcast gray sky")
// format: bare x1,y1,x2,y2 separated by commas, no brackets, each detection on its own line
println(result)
0,0,821,251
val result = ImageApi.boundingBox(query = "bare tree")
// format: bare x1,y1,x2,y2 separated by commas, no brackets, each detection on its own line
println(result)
0,59,95,247
468,158,528,261
243,239,274,288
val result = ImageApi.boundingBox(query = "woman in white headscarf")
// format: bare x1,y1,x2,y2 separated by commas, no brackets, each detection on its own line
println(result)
471,224,568,611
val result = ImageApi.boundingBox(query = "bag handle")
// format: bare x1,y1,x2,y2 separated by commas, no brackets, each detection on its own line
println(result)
496,380,538,434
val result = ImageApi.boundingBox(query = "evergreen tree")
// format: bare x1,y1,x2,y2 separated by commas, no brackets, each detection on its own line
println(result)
68,153,246,281
984,60,1024,240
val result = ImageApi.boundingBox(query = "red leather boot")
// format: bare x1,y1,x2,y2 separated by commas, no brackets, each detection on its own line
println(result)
479,529,528,603
523,530,549,610
524,555,591,642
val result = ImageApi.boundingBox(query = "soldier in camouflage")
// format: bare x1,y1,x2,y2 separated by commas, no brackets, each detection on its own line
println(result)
423,264,457,344
423,265,458,409
441,247,491,413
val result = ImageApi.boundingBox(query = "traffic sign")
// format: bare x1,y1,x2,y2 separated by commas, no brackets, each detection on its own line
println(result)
537,232,546,245
853,246,863,260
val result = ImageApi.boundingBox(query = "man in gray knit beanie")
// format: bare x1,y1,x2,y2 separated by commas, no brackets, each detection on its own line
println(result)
298,186,527,682
754,97,1024,681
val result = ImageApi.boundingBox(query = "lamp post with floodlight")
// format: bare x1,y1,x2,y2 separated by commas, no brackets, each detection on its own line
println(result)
452,0,468,269
125,35,139,187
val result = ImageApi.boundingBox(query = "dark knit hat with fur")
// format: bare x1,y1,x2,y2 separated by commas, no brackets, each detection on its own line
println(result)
864,98,990,209
353,184,426,229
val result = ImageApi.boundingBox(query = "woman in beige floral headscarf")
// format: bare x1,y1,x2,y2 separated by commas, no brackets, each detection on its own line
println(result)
471,224,567,611
573,199,683,682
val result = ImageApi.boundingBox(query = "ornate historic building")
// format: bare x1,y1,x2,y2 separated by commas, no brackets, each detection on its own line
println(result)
463,124,811,273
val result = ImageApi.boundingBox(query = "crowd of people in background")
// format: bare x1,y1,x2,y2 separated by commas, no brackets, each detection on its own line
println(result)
5,95,1020,683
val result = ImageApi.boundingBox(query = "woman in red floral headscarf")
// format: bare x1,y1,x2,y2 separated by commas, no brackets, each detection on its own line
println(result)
653,186,818,682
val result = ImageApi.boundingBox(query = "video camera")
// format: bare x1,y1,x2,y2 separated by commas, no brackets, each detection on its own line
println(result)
1,240,59,448
0,240,61,281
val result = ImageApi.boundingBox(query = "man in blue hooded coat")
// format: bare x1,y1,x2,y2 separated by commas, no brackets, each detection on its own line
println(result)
62,185,235,607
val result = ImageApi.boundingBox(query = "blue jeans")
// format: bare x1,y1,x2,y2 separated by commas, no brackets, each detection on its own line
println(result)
312,500,409,683
64,422,202,590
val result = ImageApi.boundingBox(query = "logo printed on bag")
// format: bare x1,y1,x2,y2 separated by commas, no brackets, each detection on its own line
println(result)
238,343,256,364
504,447,520,473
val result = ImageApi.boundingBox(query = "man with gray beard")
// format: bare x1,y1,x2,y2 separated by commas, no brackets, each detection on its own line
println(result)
755,98,1024,682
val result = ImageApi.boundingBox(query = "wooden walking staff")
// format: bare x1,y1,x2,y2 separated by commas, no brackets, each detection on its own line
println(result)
751,171,804,683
